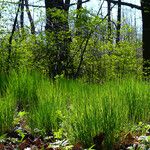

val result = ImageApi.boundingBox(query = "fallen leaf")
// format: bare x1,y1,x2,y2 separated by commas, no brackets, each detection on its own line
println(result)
33,137,43,149
93,132,105,150
0,144,4,150
72,142,83,150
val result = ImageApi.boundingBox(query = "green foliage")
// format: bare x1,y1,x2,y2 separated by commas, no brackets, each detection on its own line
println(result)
68,9,143,82
0,32,34,72
0,8,143,81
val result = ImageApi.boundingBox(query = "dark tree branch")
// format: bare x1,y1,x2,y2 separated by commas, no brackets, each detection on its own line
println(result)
105,0,141,10
70,0,90,7
7,0,21,71
0,0,90,8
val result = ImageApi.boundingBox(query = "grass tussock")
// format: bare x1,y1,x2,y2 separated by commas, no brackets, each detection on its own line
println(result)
0,94,16,134
0,71,149,149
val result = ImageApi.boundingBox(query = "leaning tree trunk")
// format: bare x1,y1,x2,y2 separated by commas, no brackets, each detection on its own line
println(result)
141,0,150,76
7,0,21,72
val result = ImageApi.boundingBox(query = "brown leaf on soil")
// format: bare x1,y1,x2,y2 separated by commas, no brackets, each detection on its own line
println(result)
5,145,15,150
18,138,32,150
45,148,54,150
72,142,83,150
46,148,61,150
30,145,39,150
0,144,4,150
93,132,105,150
33,137,43,149
121,132,138,147
146,132,150,136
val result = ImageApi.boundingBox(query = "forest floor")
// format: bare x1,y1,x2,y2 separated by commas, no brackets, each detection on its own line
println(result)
0,114,150,150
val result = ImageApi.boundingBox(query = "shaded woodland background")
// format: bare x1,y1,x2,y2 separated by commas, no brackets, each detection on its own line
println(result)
0,0,150,81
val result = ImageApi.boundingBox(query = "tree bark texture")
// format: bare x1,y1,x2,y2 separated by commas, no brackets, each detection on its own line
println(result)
7,0,21,71
107,0,111,39
20,0,24,29
116,0,121,43
141,0,150,75
45,0,73,78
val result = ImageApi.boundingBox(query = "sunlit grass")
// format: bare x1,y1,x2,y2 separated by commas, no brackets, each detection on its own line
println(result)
0,73,8,97
0,71,149,149
29,76,150,148
0,94,16,135
7,69,42,111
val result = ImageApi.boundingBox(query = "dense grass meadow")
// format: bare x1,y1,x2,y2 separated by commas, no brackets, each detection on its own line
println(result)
0,70,150,149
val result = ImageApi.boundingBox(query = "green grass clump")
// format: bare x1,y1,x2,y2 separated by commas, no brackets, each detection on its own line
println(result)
120,78,150,123
0,73,8,97
0,95,16,135
62,77,150,148
7,69,42,110
29,78,64,135
0,71,149,149
27,76,149,149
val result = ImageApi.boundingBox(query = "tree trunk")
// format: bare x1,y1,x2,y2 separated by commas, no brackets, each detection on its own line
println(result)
25,0,35,34
45,0,73,78
75,0,83,35
116,0,121,43
141,0,150,76
77,0,82,9
20,0,24,29
7,0,21,71
107,0,111,40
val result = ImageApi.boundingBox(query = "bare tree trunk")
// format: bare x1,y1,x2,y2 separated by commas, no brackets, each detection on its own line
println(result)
77,0,82,9
107,0,111,40
116,0,121,43
7,0,21,71
64,0,70,11
20,0,24,29
75,0,83,35
141,0,150,76
24,0,35,34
